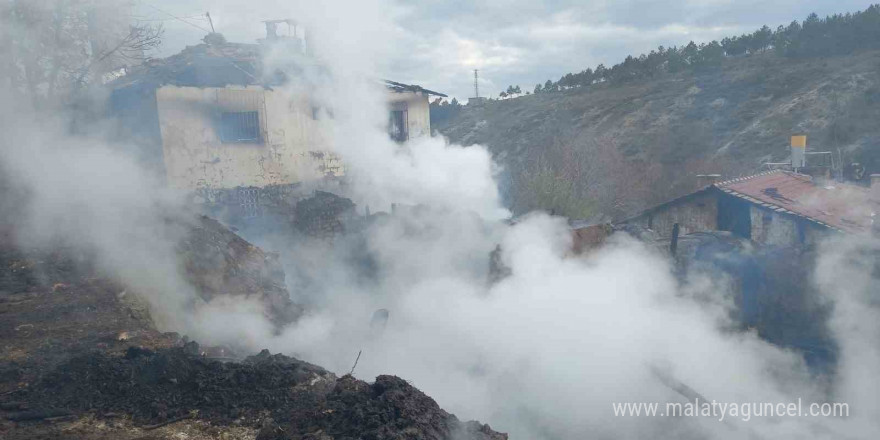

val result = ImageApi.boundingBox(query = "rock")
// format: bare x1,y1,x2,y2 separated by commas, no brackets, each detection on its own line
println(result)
178,215,302,328
292,191,355,239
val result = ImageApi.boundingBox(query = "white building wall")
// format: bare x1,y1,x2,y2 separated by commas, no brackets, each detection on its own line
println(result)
155,85,340,190
155,85,431,191
749,206,799,246
386,90,431,139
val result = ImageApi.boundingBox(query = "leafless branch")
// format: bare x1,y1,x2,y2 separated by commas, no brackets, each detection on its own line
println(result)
349,350,362,376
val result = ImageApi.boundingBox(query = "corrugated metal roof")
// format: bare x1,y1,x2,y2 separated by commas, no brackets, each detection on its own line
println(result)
383,80,447,97
715,170,879,234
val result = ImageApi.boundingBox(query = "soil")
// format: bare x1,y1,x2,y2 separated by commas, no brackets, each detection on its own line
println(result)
180,215,302,328
0,220,507,440
17,346,502,440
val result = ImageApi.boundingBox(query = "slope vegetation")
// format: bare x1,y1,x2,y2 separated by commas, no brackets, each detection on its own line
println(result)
438,50,880,219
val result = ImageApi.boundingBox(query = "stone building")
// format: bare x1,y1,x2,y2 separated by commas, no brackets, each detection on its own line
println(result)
620,171,880,247
108,31,444,223
109,33,445,193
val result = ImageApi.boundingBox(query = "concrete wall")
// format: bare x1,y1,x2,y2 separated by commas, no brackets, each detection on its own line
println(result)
155,85,341,190
750,206,798,246
627,192,719,239
386,90,431,139
156,85,432,190
627,190,833,247
750,206,830,247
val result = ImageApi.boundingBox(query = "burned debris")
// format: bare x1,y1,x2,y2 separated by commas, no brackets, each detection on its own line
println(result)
0,211,507,439
16,346,504,440
0,163,504,438
292,191,357,239
178,215,302,328
1,340,505,439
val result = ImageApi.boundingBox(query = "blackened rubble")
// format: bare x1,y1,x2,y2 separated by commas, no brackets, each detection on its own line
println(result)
180,215,302,328
0,211,507,439
292,191,356,239
19,345,505,440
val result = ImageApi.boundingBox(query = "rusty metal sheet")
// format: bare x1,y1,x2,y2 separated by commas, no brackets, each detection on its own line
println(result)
718,171,878,234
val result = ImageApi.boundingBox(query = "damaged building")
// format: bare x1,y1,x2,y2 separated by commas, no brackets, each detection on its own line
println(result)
108,26,445,220
620,170,880,247
600,169,878,370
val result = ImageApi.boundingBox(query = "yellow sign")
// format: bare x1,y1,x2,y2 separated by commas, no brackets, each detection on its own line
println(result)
791,135,807,148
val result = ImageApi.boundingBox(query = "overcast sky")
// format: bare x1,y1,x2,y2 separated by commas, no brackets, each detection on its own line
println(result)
141,0,873,100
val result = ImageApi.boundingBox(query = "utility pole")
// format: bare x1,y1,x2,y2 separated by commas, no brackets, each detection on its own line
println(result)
473,69,479,98
205,12,215,33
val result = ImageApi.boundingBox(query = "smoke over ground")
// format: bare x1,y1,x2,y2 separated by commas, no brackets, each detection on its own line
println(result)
1,1,879,439
0,100,196,332
245,2,880,438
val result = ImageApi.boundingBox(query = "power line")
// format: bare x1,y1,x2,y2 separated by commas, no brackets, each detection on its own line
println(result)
138,2,211,33
128,15,210,23
133,2,259,86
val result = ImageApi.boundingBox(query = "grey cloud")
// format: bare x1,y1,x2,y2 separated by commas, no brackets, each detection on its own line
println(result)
145,1,871,99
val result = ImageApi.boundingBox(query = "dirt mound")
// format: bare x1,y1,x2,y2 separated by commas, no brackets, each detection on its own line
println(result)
17,346,506,440
308,374,504,440
180,215,301,327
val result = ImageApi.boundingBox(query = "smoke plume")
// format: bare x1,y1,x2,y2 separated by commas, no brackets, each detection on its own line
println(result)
1,1,879,439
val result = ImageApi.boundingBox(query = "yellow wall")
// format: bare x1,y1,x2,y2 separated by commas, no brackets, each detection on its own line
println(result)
386,90,432,139
155,85,341,190
156,85,432,190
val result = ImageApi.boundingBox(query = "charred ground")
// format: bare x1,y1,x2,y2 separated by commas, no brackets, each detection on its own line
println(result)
0,215,506,440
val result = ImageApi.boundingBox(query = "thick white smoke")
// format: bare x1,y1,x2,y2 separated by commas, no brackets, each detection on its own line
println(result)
2,1,879,439
813,236,880,436
257,0,508,220
247,2,879,438
0,99,198,332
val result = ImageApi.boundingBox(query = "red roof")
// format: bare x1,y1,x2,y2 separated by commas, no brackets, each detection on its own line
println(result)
715,171,879,234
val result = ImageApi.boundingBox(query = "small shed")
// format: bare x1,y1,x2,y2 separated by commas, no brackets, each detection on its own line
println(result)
620,171,880,247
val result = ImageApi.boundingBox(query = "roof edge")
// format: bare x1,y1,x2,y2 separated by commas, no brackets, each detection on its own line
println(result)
384,79,447,97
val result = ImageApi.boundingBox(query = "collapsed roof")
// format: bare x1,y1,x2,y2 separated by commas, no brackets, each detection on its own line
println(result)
111,39,264,89
384,80,447,97
110,34,445,97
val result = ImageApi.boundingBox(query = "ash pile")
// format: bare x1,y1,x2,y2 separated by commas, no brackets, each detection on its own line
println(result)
292,191,356,239
15,345,504,440
0,211,507,439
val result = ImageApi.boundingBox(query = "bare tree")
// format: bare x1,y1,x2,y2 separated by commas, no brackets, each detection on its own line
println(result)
0,0,162,109
510,135,713,220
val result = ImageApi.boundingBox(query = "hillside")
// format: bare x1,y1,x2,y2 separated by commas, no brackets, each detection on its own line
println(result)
436,50,880,219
